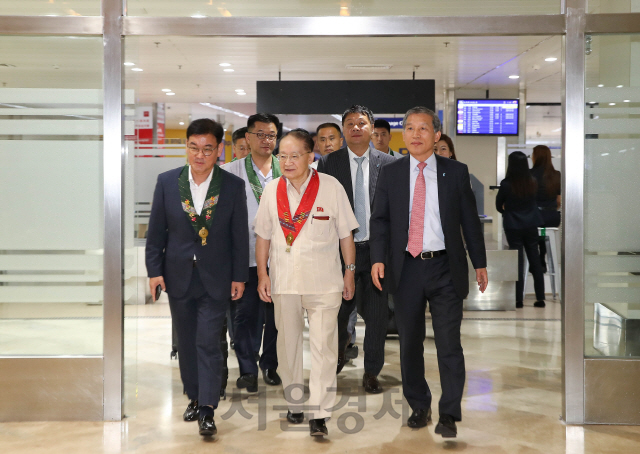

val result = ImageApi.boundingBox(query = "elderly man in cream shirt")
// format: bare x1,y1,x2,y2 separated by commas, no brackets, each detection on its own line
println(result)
254,128,357,438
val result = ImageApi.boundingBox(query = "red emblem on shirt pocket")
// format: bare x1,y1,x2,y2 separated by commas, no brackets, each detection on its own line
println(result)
317,207,324,212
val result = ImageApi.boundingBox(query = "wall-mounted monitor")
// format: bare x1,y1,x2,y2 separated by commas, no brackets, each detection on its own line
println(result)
456,99,519,136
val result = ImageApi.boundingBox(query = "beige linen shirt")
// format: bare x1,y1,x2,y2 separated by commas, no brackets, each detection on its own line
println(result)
254,171,358,295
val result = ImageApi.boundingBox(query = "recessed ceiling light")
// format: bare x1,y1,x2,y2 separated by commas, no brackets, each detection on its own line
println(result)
237,92,246,96
223,69,234,72
179,121,184,125
588,101,596,104
616,85,623,88
162,89,172,92
623,100,630,103
191,14,206,18
131,68,143,72
601,153,610,156
509,75,520,79
609,102,616,106
545,57,558,62
166,92,176,96
124,62,135,66
597,84,604,87
219,63,231,67
235,89,245,92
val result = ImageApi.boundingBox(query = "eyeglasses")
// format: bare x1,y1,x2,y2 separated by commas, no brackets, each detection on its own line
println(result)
187,146,216,157
277,152,310,163
248,132,278,141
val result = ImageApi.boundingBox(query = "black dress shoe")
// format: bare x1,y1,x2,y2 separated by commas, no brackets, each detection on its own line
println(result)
516,301,524,309
262,368,282,386
336,351,346,374
345,343,359,360
407,408,432,428
363,372,383,394
198,414,217,436
309,418,328,436
435,414,457,438
534,300,546,308
183,399,199,421
287,410,304,424
236,373,258,393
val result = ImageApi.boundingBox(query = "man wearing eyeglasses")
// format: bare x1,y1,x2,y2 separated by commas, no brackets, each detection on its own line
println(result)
222,113,282,394
317,105,396,394
146,118,249,437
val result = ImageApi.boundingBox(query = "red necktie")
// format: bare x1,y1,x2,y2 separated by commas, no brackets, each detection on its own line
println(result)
408,162,427,257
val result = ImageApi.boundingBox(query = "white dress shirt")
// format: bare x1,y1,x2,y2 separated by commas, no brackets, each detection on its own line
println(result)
347,146,371,241
221,156,274,267
407,153,446,252
189,165,214,259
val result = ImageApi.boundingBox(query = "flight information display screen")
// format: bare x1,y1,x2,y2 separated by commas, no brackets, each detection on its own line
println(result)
456,99,519,136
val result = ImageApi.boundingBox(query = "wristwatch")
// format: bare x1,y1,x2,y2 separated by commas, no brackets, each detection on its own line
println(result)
345,264,356,271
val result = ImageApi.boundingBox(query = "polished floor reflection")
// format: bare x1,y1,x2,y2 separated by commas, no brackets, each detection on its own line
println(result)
1,298,640,453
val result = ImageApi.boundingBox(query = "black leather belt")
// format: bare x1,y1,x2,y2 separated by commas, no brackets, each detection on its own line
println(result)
354,241,369,247
538,207,559,211
406,249,447,260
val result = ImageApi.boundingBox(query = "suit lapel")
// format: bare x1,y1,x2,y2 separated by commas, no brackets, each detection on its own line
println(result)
368,147,381,206
400,156,411,233
436,154,449,227
336,148,354,208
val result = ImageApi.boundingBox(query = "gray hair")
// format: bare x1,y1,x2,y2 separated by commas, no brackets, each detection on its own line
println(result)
402,106,441,133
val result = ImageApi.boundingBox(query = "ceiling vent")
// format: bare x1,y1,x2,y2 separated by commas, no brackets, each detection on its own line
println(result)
346,64,393,70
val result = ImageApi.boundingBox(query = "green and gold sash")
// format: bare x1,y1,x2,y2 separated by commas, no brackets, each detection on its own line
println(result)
178,165,223,245
245,155,281,204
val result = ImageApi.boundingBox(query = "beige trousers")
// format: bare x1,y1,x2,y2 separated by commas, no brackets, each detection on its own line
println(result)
272,292,342,420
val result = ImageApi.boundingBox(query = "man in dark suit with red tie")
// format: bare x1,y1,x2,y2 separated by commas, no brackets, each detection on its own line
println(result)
370,106,488,438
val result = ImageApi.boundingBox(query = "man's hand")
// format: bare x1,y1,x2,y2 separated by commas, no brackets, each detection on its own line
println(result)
476,268,488,293
343,271,355,300
149,276,166,303
371,263,385,291
257,273,272,303
231,282,245,301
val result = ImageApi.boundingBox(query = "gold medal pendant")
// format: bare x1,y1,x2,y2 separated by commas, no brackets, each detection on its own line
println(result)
285,232,294,252
199,227,209,246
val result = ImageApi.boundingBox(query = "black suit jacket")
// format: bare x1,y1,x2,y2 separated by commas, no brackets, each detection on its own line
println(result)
145,166,250,301
370,154,487,299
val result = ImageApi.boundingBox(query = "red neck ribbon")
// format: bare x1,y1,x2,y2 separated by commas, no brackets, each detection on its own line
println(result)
277,169,320,250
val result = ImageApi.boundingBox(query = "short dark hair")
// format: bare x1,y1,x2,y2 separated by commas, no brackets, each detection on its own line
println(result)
186,118,224,145
402,106,441,133
232,127,248,145
341,105,374,126
374,119,391,133
281,128,314,154
316,122,342,135
247,113,280,131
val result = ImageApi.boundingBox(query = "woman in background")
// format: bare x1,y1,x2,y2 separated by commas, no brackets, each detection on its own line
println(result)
496,151,546,308
434,133,458,160
530,145,561,272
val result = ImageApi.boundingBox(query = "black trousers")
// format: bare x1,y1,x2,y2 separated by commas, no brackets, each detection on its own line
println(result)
234,266,278,375
168,267,228,408
538,210,561,269
337,241,388,376
394,254,465,421
505,227,546,302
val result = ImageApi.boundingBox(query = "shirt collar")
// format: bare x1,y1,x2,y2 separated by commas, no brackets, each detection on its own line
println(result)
251,155,272,179
188,165,214,187
286,169,314,194
347,146,370,161
409,152,438,172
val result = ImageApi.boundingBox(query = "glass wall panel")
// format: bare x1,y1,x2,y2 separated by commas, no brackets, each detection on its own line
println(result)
0,35,104,356
126,0,560,17
0,0,100,16
584,34,640,357
588,0,640,13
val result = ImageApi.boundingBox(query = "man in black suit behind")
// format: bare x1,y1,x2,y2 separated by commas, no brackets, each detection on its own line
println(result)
317,105,396,394
370,107,488,438
146,119,249,437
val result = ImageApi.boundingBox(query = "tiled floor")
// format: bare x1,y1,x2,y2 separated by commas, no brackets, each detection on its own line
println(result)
2,298,640,453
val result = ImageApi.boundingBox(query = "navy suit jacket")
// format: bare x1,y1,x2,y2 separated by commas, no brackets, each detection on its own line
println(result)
370,154,487,299
145,166,250,301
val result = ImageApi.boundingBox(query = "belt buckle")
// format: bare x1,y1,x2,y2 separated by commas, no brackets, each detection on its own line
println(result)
420,251,434,260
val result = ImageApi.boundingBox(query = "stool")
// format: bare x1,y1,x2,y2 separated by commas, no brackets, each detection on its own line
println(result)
523,227,560,301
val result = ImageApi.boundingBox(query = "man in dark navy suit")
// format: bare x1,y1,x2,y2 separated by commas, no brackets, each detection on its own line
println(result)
146,118,249,437
370,107,488,438
317,105,396,394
